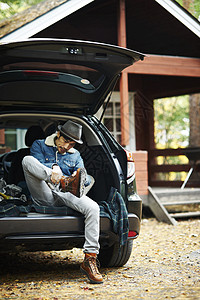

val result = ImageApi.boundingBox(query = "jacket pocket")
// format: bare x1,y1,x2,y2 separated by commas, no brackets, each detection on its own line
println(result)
63,159,76,168
45,155,55,163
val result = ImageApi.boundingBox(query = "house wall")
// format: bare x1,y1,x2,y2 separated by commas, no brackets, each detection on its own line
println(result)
3,0,198,189
133,150,148,200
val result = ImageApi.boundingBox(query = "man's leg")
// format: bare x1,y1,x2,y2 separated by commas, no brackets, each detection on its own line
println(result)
22,156,99,251
22,156,55,206
23,156,103,283
53,191,103,283
53,191,100,254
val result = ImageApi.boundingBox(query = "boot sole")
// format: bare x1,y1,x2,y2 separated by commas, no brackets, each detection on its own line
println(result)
80,266,103,284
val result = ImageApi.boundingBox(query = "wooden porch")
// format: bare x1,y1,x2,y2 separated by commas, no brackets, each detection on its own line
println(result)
133,148,200,224
1,0,200,223
149,147,200,188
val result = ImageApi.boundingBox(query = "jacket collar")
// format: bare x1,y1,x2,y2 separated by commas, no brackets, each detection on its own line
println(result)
45,133,76,153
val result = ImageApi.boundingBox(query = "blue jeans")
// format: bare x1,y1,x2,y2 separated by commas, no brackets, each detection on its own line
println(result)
22,156,100,254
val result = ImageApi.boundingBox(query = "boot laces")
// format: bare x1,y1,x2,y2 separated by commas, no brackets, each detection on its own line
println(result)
85,257,101,275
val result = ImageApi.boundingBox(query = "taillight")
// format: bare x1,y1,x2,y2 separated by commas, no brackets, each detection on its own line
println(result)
23,70,59,78
125,149,135,183
128,230,138,238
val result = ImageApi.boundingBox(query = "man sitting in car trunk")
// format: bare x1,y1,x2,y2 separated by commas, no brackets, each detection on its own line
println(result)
22,120,103,284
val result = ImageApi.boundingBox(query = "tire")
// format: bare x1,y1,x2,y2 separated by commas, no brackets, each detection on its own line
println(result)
98,239,133,267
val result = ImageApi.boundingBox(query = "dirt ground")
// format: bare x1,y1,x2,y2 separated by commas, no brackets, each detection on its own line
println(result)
0,218,199,300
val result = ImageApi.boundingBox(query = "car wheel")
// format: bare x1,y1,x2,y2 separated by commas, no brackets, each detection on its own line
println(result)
98,239,133,267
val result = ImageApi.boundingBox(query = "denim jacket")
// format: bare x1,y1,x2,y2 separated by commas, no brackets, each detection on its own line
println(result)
30,133,90,185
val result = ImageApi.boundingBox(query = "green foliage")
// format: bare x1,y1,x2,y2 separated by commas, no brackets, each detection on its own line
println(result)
0,0,43,20
175,0,200,19
154,95,189,149
154,95,190,181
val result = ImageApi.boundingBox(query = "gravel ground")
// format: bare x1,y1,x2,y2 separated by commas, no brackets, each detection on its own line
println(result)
0,218,200,299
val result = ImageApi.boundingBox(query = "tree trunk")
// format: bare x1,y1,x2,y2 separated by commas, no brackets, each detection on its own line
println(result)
189,94,200,147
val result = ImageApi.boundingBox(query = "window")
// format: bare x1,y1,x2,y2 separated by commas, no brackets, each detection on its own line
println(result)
96,91,136,149
4,129,26,151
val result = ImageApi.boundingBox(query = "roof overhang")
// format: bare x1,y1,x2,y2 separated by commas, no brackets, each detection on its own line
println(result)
126,55,200,77
0,0,199,44
0,0,94,42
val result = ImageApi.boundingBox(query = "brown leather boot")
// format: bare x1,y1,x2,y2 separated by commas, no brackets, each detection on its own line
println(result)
60,168,86,198
80,253,103,284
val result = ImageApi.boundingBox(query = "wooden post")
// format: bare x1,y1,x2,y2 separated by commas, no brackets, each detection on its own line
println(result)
118,0,129,147
0,129,5,144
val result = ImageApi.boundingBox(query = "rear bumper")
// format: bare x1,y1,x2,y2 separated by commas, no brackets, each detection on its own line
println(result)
0,213,140,252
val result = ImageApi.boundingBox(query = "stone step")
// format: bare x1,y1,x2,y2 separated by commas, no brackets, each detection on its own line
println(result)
170,211,200,218
153,188,200,203
148,187,200,225
163,200,200,206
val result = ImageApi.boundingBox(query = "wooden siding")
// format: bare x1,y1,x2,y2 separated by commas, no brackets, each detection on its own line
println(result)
133,151,148,196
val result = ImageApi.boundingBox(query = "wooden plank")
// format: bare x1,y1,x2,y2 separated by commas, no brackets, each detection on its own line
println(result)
150,164,190,172
150,180,200,187
126,55,200,78
149,148,185,157
155,188,200,198
148,187,177,225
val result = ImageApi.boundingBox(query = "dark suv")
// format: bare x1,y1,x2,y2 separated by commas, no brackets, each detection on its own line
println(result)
0,39,144,267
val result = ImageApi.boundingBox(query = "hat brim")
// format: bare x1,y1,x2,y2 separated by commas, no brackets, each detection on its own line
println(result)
58,125,83,144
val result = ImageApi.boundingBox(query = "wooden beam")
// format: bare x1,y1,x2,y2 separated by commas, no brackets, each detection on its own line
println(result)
151,164,191,172
126,55,200,77
120,72,130,146
118,0,129,146
0,129,5,144
118,0,126,47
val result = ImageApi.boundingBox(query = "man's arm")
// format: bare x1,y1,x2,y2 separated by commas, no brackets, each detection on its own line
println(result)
30,140,63,184
30,140,55,169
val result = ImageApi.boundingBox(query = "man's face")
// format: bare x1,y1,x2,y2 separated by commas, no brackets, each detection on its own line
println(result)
56,133,76,154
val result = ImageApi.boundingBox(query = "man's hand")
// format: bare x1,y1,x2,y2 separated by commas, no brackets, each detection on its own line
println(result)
72,170,77,177
51,165,63,184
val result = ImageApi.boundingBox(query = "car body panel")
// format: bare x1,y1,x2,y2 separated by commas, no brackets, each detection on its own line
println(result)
0,39,144,114
0,213,140,252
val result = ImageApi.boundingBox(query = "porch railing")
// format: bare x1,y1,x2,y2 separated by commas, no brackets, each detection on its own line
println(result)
148,148,200,188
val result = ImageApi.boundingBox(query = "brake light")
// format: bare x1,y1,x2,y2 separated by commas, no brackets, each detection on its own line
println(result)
23,70,59,78
128,230,138,237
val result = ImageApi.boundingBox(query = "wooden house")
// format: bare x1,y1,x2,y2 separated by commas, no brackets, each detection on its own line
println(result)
0,0,200,201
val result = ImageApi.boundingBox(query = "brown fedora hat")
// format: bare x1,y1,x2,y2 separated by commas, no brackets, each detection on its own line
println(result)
58,120,83,144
